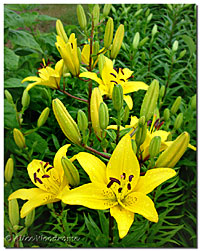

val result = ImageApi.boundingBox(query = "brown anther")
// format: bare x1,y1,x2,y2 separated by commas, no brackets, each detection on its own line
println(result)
44,162,49,168
121,69,124,75
34,172,37,183
36,177,43,184
110,177,121,185
129,175,134,182
71,43,73,49
157,121,164,130
120,79,125,82
37,168,40,173
110,73,117,78
110,80,118,85
107,180,114,188
42,175,50,178
46,166,54,172
118,187,122,193
127,183,131,190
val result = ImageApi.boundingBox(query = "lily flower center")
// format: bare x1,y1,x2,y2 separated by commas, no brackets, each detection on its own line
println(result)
107,172,135,201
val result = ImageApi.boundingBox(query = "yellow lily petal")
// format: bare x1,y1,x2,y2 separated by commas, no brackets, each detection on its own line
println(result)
107,134,140,189
75,152,107,184
107,125,125,130
123,95,133,110
151,130,170,142
121,192,158,222
81,44,90,66
123,81,148,94
26,83,41,91
79,71,103,86
62,183,117,209
110,204,134,239
20,192,58,218
55,59,64,75
21,76,41,84
53,144,71,177
188,143,196,151
126,116,138,129
8,188,45,201
118,68,133,80
134,168,176,195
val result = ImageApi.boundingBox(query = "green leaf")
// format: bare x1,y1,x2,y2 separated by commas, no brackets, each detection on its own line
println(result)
4,7,24,29
14,47,38,56
182,35,196,56
4,47,19,70
37,14,57,21
26,132,48,154
4,78,27,88
9,29,43,53
4,99,19,129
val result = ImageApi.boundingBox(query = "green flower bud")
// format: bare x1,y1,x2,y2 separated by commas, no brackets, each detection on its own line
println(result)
136,121,147,147
37,107,50,128
99,102,109,130
167,4,173,11
156,131,189,168
61,156,80,187
77,109,88,132
171,96,181,114
134,9,143,17
172,40,179,52
77,5,87,30
152,24,158,37
5,90,13,104
145,8,150,17
98,54,106,77
112,84,123,111
123,105,130,123
92,4,100,26
13,128,26,149
110,24,124,59
191,94,196,110
147,13,153,23
93,41,99,60
47,203,54,210
25,209,35,227
21,89,30,110
56,19,68,43
140,79,159,122
132,32,140,50
174,113,183,130
52,99,82,145
139,36,149,47
179,49,186,59
159,85,165,99
103,4,112,17
77,47,82,64
136,20,141,29
141,51,146,61
104,17,114,49
5,157,14,183
9,199,19,227
131,139,137,154
164,108,170,121
149,136,161,158
164,48,171,55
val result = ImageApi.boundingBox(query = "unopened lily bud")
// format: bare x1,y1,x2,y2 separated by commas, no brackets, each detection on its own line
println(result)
21,89,30,110
37,107,50,128
164,48,171,55
172,40,179,52
167,4,173,11
112,84,123,111
9,199,19,227
147,13,153,23
149,136,161,158
171,96,181,115
110,24,124,59
93,41,99,59
159,85,165,99
77,5,87,30
191,94,196,110
134,9,143,17
104,17,114,49
5,157,14,183
139,36,149,47
52,99,82,145
131,139,137,154
98,54,106,77
5,90,13,104
123,105,130,123
93,4,100,26
13,128,26,149
152,24,158,37
99,102,109,130
174,113,183,130
141,51,146,61
136,20,141,29
61,156,80,187
103,4,112,17
179,49,186,59
145,8,150,17
56,19,68,43
164,108,170,121
136,121,147,147
77,47,82,63
77,110,88,132
138,116,145,127
156,131,189,168
132,32,140,50
25,209,35,227
91,88,103,138
140,79,159,122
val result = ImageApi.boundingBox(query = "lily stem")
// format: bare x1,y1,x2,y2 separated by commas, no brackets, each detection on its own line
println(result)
83,144,110,160
116,111,121,144
58,88,88,103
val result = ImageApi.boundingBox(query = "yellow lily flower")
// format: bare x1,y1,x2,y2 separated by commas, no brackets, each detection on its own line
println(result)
22,59,63,91
79,57,148,110
8,144,71,218
55,34,80,76
62,134,176,239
